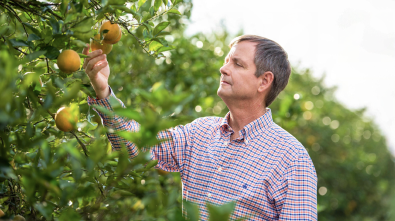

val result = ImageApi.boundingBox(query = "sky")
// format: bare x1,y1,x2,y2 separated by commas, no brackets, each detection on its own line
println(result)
185,0,395,154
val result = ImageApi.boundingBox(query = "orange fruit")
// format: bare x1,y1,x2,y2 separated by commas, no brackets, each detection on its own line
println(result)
55,107,78,132
13,215,26,221
90,34,113,54
103,29,122,44
0,209,4,218
57,49,81,74
99,21,121,44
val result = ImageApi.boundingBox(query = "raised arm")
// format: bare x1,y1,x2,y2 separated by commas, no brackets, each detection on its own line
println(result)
83,45,192,172
82,44,111,100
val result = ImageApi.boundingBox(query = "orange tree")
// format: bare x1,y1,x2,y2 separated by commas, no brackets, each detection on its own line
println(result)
0,0,200,220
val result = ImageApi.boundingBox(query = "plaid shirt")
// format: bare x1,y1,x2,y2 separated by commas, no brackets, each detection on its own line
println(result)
88,88,318,221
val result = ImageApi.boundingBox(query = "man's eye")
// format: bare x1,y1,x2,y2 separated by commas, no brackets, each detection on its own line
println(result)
236,63,242,67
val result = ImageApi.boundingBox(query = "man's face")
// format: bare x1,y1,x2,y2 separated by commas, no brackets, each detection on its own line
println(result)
217,41,260,103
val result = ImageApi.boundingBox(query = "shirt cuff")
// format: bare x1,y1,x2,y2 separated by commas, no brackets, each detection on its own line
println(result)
86,86,121,126
87,86,115,109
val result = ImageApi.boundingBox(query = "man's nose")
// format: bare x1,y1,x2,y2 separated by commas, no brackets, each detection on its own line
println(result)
219,64,229,76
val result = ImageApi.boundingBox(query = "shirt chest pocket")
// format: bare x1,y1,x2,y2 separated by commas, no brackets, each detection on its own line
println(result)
224,159,265,200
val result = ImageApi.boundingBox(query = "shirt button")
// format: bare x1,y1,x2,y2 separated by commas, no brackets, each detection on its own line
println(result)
218,167,222,172
224,141,228,145
208,193,211,197
245,139,248,144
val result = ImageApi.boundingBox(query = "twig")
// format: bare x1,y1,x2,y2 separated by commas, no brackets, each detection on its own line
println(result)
37,99,55,119
2,4,29,38
79,130,95,139
70,131,89,157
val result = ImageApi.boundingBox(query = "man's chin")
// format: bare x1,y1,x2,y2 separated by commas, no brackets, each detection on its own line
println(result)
217,88,230,99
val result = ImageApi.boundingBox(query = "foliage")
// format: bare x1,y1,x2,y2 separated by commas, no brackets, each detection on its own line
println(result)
0,0,196,220
1,0,394,220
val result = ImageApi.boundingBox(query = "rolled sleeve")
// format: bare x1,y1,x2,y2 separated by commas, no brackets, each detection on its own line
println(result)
151,124,194,175
87,87,139,158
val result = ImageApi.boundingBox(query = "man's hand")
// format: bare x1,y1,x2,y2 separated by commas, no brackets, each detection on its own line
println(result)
82,44,111,100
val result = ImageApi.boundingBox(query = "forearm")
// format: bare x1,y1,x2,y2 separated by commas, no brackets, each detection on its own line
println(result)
87,86,139,158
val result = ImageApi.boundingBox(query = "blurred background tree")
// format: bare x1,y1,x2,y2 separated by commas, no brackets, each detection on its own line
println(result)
1,0,394,220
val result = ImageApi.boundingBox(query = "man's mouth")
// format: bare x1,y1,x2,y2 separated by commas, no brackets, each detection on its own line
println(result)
221,80,230,85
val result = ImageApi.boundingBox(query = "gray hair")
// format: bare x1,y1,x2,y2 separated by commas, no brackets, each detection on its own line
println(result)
229,35,292,107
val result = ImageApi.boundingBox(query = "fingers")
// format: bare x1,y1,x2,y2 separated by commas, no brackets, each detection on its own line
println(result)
87,60,108,80
85,54,106,72
83,49,104,69
82,43,90,55
91,60,108,75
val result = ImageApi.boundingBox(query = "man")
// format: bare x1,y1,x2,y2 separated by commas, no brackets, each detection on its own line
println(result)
82,35,317,220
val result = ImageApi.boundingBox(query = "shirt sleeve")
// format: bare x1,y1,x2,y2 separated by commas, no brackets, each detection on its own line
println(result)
151,124,194,174
87,87,193,173
273,152,318,220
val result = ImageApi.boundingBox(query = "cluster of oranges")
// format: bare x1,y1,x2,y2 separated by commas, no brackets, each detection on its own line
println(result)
56,20,121,75
90,21,122,55
54,21,119,132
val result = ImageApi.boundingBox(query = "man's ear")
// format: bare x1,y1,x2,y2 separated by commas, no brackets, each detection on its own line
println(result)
258,71,274,93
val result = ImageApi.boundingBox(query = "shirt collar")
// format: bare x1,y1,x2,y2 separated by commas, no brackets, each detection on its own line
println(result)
220,108,274,141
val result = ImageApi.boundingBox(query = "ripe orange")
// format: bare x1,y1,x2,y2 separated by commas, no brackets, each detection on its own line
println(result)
99,21,121,44
13,215,26,221
57,49,81,74
90,34,113,54
55,107,78,132
103,29,122,44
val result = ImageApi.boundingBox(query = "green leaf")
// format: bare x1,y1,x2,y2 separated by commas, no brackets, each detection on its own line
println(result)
150,6,155,16
65,13,78,24
113,108,143,121
60,0,70,15
171,0,182,5
130,4,141,21
145,159,158,170
111,5,138,17
101,0,109,6
108,0,127,4
207,201,236,221
58,207,82,221
162,0,168,7
49,17,60,34
22,22,42,36
149,40,163,52
72,39,88,48
42,45,60,59
26,50,47,62
184,200,200,221
92,105,115,117
154,0,162,11
157,45,175,53
138,0,147,8
52,34,68,49
77,53,89,58
72,29,96,42
71,17,95,33
0,197,9,204
167,8,181,15
9,39,29,47
153,21,170,36
27,33,41,42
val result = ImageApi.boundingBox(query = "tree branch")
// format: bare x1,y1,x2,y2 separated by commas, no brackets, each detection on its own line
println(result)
70,131,89,157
